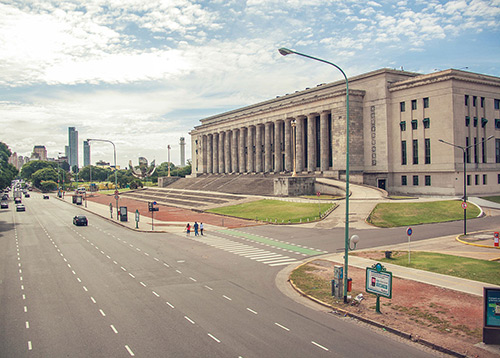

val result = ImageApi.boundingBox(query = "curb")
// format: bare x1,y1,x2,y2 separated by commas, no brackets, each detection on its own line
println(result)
455,234,500,249
288,264,467,358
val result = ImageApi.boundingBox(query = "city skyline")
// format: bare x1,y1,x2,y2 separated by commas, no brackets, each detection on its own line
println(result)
0,1,499,168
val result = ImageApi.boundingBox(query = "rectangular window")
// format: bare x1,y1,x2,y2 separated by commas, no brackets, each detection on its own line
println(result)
466,137,470,163
482,140,486,163
495,119,500,129
411,99,417,110
495,99,500,110
465,116,470,127
425,175,431,186
413,175,419,185
481,118,488,128
423,97,429,108
413,139,418,164
481,97,485,108
473,117,478,127
402,175,407,186
411,119,418,130
483,174,487,185
425,138,431,164
498,174,500,184
400,101,405,112
475,174,479,185
465,95,469,106
401,140,407,165
423,118,430,129
496,139,500,163
400,121,406,131
473,96,477,106
474,137,478,163
467,174,471,186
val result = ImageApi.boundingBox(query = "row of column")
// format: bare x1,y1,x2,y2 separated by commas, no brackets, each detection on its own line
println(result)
200,111,334,175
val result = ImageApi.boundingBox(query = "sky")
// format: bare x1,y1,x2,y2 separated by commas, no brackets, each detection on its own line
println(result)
1,0,499,169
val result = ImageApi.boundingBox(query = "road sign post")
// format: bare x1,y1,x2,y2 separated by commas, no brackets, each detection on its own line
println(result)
406,227,413,264
115,190,119,219
316,191,321,218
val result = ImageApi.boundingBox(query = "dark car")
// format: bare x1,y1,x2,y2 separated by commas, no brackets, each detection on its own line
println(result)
16,204,26,212
14,197,21,204
24,193,30,198
2,194,8,201
43,195,49,199
1,201,8,209
73,215,88,226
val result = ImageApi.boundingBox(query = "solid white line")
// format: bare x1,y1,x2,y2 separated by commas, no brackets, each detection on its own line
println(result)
275,322,290,331
184,316,195,324
207,333,220,343
152,291,160,297
99,309,106,316
246,308,258,314
28,341,32,350
268,261,298,267
166,301,174,308
311,341,329,351
110,325,118,334
223,295,232,301
125,345,135,356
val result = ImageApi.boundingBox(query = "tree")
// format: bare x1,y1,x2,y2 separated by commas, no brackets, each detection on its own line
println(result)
0,142,18,189
78,165,112,182
31,167,58,188
40,180,58,193
20,160,57,180
129,179,143,189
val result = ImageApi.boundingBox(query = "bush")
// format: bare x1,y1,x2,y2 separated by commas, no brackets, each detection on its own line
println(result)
40,180,58,193
129,179,144,189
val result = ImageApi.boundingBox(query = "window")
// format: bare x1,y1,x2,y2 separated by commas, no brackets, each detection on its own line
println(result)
413,139,419,164
465,116,470,127
475,175,479,185
425,175,431,186
423,118,430,129
482,140,486,163
423,97,429,108
465,95,469,106
474,137,478,163
498,174,500,184
483,174,487,185
401,140,407,165
495,119,500,129
411,99,417,110
473,117,478,127
496,139,500,163
400,101,405,112
413,175,419,185
467,174,471,186
473,96,477,106
481,118,488,128
481,97,485,108
425,138,431,164
466,137,470,163
402,175,407,186
495,99,500,110
400,121,406,131
411,119,418,130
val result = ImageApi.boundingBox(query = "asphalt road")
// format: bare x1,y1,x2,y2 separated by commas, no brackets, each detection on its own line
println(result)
0,192,442,357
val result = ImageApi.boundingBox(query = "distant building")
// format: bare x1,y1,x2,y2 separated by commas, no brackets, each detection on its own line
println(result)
32,145,47,161
83,140,90,167
180,137,186,167
8,152,18,169
68,127,78,169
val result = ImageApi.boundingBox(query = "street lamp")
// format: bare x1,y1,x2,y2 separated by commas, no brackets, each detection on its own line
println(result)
438,135,494,235
291,119,297,177
279,47,351,303
167,145,171,177
87,138,118,217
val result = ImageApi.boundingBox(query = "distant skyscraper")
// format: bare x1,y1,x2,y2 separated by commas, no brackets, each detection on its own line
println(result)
83,140,90,167
180,137,185,167
68,127,78,169
32,145,47,161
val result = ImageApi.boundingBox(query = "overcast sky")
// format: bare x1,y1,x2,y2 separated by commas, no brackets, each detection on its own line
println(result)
1,0,499,168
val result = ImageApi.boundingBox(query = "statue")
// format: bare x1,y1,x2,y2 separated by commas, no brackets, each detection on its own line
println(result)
129,157,156,179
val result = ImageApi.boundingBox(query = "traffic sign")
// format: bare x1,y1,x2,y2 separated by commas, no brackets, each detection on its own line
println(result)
406,227,412,236
461,201,468,210
115,190,119,195
316,191,321,197
114,195,119,200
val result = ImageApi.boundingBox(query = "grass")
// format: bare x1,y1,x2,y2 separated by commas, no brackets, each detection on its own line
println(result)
206,199,336,223
300,195,343,200
367,200,481,228
481,195,500,204
376,251,500,286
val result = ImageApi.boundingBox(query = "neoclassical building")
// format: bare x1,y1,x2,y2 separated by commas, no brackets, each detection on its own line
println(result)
189,68,500,195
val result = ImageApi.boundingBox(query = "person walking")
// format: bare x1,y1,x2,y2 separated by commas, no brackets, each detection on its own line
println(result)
194,221,199,236
186,223,191,236
200,222,204,236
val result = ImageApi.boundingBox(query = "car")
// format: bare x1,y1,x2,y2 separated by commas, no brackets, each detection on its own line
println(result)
24,193,30,198
1,201,8,209
16,204,26,212
2,194,8,201
43,195,49,199
73,215,88,226
14,197,21,204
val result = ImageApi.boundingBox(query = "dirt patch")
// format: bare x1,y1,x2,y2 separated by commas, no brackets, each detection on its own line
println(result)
293,259,496,358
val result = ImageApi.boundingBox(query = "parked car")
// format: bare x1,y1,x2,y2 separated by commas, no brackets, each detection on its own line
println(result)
43,195,49,199
1,201,8,209
73,215,88,226
16,204,26,212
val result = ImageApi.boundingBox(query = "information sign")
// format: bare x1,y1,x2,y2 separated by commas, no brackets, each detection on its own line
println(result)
483,287,500,344
366,265,392,299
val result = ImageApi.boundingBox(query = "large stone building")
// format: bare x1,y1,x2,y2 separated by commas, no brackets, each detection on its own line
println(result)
189,68,500,196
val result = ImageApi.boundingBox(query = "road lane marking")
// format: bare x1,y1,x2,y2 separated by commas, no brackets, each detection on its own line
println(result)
189,277,197,282
26,321,29,329
275,323,290,331
24,306,27,312
140,282,147,287
154,258,159,262
223,295,232,301
77,278,81,283
129,273,135,279
113,261,118,265
22,294,26,300
144,253,149,256
166,302,174,309
28,341,32,350
204,285,213,291
121,266,127,272
125,345,135,356
83,286,88,292
184,316,195,324
175,270,182,274
208,333,221,343
152,291,160,297
99,309,106,316
110,325,118,334
311,341,329,351
246,308,258,314
91,297,96,304
163,263,170,267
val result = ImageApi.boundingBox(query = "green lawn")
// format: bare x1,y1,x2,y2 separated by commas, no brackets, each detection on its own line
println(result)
376,251,500,286
481,196,500,204
367,200,481,228
206,199,336,223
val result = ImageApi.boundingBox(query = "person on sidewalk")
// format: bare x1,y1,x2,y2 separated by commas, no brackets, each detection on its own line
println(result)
193,221,199,236
185,223,190,236
200,222,204,236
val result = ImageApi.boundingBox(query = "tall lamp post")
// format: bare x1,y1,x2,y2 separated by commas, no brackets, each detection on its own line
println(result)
291,119,297,177
279,47,351,303
167,145,171,177
439,135,493,235
87,138,118,217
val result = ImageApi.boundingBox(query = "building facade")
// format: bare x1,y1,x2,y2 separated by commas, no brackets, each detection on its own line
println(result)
32,145,47,161
83,140,90,167
68,127,78,169
190,68,500,196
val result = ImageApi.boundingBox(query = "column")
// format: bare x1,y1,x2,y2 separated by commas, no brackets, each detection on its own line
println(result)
238,127,246,173
213,132,219,174
202,135,207,174
207,134,213,174
296,117,304,172
274,120,283,173
225,130,231,173
255,124,263,173
264,122,272,173
307,113,317,172
284,119,292,172
231,129,238,173
320,111,330,171
247,125,254,173
218,131,225,174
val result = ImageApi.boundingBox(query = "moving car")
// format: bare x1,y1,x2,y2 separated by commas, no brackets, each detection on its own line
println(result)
14,197,21,204
16,204,26,212
73,215,88,226
43,195,49,199
1,201,8,209
24,193,30,198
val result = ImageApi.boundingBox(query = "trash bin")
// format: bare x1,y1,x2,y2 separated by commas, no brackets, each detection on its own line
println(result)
347,278,352,292
385,250,392,259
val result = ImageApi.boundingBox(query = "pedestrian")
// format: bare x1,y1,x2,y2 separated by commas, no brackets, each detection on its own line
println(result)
200,222,204,236
186,223,190,236
193,221,199,236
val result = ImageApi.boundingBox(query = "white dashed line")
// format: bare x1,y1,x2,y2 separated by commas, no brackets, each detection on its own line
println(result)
28,341,32,350
204,285,213,291
184,316,195,324
129,273,135,279
189,277,197,282
25,321,29,329
140,282,147,287
223,295,232,301
152,291,160,297
125,345,135,356
246,308,258,314
99,309,106,317
111,325,118,334
83,286,88,292
163,263,170,267
175,270,182,274
166,302,175,309
311,341,329,351
208,333,221,343
275,323,290,331
91,297,96,304
24,306,27,312
121,266,127,272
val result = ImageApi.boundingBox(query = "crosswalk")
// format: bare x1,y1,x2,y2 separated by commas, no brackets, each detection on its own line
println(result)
187,231,326,267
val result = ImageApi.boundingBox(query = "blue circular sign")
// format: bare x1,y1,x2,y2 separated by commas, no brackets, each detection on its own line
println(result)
153,201,157,205
406,227,412,236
